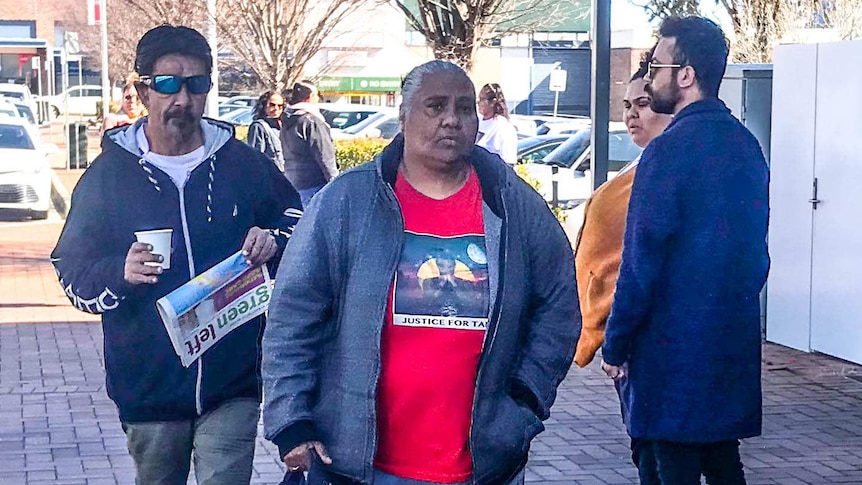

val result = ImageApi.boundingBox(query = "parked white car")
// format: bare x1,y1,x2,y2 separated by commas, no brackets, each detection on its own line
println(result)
0,100,19,120
0,118,52,219
45,85,104,117
0,84,39,121
331,109,400,140
321,103,389,132
521,122,641,209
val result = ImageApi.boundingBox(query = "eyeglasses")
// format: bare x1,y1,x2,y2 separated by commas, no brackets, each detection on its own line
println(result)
139,75,211,95
268,102,284,109
648,61,683,78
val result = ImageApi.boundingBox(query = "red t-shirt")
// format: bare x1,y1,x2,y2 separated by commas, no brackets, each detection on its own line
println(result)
374,168,489,483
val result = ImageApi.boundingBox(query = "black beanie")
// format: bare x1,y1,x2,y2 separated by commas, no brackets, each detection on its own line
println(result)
135,25,213,77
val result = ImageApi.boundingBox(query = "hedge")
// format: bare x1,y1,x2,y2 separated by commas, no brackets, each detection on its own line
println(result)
335,137,389,170
229,132,566,223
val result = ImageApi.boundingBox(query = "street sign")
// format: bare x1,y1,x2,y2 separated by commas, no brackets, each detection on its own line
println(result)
87,0,103,26
549,68,568,92
64,32,81,54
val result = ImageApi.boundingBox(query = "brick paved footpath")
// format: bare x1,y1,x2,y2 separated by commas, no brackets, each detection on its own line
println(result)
1,221,861,484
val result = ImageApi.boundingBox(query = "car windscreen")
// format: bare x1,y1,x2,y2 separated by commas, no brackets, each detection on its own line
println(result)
608,131,642,165
539,129,591,168
0,124,34,149
219,104,246,116
15,106,35,124
0,92,25,102
226,108,254,125
572,131,643,172
323,110,376,130
342,112,386,135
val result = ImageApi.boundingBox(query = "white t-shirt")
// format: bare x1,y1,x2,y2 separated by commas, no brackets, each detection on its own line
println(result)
136,127,207,189
477,115,518,165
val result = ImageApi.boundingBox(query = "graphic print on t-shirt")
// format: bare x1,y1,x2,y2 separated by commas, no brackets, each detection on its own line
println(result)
393,232,489,330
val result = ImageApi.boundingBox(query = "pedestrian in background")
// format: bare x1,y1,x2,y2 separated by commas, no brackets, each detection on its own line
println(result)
573,56,671,485
101,73,146,132
281,80,337,208
52,24,302,485
262,60,579,485
601,15,769,485
247,90,286,171
476,83,518,165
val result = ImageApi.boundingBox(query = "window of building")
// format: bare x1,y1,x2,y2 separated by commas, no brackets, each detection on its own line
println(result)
0,21,36,39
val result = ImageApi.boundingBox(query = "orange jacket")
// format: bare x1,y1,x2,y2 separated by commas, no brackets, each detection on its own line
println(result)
573,167,636,367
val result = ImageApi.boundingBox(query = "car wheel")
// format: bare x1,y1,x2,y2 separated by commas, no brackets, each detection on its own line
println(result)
29,209,49,220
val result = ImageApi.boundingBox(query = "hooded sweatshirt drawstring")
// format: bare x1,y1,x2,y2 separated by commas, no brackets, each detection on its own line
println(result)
137,158,162,192
136,154,217,223
207,155,215,222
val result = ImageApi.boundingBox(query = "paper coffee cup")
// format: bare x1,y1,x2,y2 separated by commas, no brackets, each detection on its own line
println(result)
134,229,173,270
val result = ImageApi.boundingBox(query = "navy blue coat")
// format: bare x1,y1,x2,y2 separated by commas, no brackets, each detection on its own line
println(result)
602,99,770,443
52,119,302,423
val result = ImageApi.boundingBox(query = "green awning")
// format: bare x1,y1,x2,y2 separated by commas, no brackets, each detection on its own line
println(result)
319,76,402,93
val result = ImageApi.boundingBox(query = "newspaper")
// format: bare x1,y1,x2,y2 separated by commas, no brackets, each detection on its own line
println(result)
156,251,272,367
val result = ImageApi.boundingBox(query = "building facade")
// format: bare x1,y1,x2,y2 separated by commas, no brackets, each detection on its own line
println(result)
0,0,92,97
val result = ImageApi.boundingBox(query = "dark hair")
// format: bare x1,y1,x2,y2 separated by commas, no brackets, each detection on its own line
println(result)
288,81,316,105
658,16,729,97
135,25,213,78
254,91,278,120
480,83,509,119
631,45,655,82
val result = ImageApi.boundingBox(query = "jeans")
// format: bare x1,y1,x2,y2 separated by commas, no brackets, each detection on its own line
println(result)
298,184,325,209
649,440,746,485
122,397,260,485
615,379,660,484
632,439,660,485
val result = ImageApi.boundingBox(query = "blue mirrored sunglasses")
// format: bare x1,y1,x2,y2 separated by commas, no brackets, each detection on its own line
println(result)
140,75,211,95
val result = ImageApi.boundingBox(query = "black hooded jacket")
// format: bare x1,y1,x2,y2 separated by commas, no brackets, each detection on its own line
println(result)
280,107,338,190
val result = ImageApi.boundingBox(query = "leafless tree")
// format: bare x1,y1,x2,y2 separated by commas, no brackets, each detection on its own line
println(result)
633,0,702,23
390,0,583,71
823,0,862,40
632,0,862,62
72,0,205,85
732,0,818,62
216,0,371,91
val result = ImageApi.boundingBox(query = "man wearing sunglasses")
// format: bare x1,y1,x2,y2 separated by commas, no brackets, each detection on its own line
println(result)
600,16,769,485
51,25,302,485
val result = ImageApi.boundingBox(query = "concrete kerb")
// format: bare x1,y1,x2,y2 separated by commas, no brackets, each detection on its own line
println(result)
50,170,71,218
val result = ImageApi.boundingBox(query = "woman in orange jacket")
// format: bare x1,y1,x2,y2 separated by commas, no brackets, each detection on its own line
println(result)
573,58,672,484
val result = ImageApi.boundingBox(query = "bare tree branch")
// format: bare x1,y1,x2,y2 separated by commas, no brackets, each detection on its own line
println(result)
630,0,862,62
216,0,371,90
390,0,578,72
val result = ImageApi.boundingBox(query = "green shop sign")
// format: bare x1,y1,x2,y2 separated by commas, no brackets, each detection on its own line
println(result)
318,76,402,93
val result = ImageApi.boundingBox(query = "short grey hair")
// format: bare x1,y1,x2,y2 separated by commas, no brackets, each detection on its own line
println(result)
399,60,473,128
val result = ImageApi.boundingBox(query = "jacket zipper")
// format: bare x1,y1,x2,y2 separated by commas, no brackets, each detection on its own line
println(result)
367,180,405,481
178,176,202,415
469,192,507,484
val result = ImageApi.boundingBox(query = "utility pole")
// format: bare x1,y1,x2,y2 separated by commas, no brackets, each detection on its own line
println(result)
590,0,611,190
206,0,219,118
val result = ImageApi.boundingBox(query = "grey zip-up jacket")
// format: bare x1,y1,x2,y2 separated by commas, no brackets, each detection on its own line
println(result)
247,118,285,172
262,135,580,484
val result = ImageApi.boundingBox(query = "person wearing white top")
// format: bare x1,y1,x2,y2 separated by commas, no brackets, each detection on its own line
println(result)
476,83,518,165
